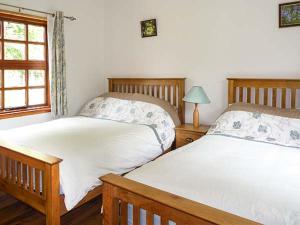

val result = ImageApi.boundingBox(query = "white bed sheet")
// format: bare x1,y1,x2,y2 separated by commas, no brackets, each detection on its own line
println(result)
0,116,163,210
126,135,300,225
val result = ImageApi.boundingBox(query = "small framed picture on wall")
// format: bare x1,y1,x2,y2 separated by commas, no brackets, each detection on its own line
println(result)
279,1,300,28
141,19,157,38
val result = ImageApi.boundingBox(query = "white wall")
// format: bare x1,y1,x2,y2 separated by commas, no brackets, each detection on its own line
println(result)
104,0,300,124
0,0,105,129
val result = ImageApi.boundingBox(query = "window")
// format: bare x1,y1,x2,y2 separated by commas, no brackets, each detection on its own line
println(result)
0,11,50,119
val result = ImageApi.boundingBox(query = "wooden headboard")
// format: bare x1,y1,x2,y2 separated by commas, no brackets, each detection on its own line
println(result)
108,78,186,123
228,78,300,109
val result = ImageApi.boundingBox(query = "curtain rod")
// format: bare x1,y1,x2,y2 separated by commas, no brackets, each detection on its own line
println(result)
0,3,76,21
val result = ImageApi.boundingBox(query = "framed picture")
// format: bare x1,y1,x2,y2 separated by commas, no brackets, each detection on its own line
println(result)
141,19,157,38
279,1,300,28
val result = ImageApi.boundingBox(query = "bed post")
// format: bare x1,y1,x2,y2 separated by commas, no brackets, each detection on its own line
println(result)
103,182,119,225
228,79,235,105
108,78,113,92
45,163,61,225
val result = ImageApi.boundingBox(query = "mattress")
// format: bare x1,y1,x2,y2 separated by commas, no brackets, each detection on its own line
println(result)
126,135,300,225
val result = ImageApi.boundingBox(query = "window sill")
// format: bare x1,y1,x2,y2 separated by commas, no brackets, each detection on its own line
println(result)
0,106,51,120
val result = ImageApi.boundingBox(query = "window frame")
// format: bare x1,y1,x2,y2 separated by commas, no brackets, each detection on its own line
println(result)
0,11,50,119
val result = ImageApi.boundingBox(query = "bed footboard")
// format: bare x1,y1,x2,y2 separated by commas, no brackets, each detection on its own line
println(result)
0,145,62,225
101,174,261,225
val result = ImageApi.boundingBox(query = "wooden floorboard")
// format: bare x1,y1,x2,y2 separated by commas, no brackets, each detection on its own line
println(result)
0,192,102,225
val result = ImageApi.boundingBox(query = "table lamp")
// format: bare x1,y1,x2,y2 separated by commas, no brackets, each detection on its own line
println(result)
183,86,210,128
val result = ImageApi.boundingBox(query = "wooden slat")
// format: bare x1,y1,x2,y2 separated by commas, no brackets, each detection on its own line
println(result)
148,86,151,96
133,205,139,225
247,87,251,103
168,86,171,103
29,166,33,193
156,85,160,98
264,88,268,106
11,160,16,184
23,164,27,189
232,87,236,103
161,217,168,225
228,80,235,104
1,157,4,179
162,86,165,100
35,169,40,195
120,202,128,225
17,162,21,187
255,88,259,104
146,211,153,225
137,85,141,94
173,86,177,106
140,85,143,94
239,87,243,102
282,88,286,108
6,157,9,181
291,88,296,109
0,155,2,178
272,88,277,107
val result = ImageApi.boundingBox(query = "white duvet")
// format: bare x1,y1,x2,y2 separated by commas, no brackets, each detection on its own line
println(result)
126,135,300,225
0,116,163,210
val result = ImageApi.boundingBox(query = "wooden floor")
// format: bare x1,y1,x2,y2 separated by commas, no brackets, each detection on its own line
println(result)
0,192,102,225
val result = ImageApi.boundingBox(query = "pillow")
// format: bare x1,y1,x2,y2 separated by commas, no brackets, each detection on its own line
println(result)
225,103,300,119
208,109,300,149
100,92,181,126
79,96,105,117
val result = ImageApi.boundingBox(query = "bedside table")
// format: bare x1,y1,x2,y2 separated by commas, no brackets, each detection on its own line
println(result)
175,124,210,148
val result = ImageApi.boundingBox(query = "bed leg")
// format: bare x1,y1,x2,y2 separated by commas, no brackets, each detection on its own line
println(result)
103,182,118,225
45,164,61,225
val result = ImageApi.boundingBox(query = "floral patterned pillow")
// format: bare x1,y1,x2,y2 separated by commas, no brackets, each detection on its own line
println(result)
208,111,300,149
79,97,175,150
79,97,105,117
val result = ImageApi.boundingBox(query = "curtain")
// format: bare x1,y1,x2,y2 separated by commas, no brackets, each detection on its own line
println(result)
50,11,68,118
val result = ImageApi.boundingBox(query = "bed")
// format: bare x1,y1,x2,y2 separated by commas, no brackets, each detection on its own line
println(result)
0,78,186,225
101,78,300,225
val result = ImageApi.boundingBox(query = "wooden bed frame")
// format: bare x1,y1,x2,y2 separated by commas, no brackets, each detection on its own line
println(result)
0,78,186,225
101,78,300,225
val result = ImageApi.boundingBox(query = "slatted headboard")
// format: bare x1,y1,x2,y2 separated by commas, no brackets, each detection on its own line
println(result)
108,78,186,123
228,78,300,109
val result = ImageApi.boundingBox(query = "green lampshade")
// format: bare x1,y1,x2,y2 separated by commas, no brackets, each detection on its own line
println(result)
183,86,211,104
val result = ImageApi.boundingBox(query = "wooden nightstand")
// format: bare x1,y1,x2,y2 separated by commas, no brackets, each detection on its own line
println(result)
175,124,210,148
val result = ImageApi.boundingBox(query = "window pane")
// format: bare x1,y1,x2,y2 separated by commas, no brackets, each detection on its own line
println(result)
4,70,25,88
4,42,26,60
4,21,25,41
29,70,45,86
28,25,45,42
4,90,26,108
29,88,45,105
28,44,45,60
